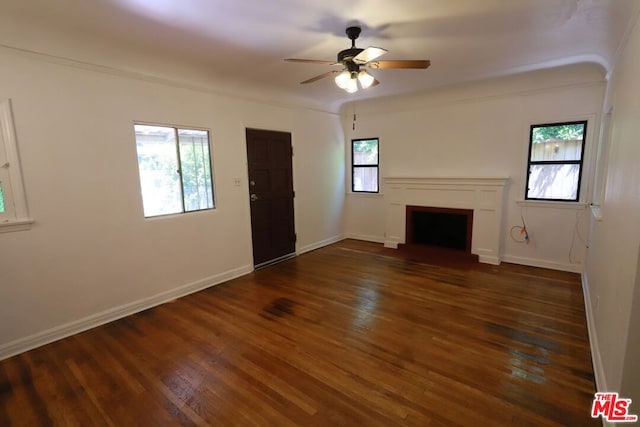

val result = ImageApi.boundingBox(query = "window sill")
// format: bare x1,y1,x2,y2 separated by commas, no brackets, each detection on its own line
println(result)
0,218,35,233
347,192,384,198
516,200,587,210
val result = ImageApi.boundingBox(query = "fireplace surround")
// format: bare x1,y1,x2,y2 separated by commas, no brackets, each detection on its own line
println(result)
383,177,508,265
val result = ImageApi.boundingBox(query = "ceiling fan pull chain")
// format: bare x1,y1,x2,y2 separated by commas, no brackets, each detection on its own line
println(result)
353,104,357,131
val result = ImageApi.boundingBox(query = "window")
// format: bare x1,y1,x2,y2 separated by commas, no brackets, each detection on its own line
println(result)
352,138,379,193
0,99,32,232
134,124,214,217
525,121,587,201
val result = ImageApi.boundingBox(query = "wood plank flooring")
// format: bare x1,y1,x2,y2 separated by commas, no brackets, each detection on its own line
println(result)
0,239,598,426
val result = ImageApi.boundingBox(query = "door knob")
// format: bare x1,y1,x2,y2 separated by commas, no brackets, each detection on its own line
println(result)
250,193,258,202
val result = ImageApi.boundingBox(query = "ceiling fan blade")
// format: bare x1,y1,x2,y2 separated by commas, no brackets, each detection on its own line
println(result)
367,60,431,69
353,47,387,65
300,70,339,84
285,58,338,65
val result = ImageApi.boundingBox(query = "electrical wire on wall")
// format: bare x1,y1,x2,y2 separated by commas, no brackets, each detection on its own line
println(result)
510,209,530,244
569,206,589,264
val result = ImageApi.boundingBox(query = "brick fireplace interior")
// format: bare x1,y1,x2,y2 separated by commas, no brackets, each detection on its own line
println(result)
404,205,473,253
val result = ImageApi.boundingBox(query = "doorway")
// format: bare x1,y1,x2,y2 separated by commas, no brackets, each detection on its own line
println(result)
245,128,296,268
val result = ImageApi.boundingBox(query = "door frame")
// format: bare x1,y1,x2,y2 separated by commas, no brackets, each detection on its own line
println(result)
244,126,297,268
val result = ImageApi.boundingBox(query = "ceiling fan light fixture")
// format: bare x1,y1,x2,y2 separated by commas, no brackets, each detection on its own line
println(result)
357,70,375,89
345,77,358,93
334,70,351,89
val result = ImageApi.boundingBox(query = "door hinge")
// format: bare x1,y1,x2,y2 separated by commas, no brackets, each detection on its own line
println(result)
294,233,297,243
293,191,295,198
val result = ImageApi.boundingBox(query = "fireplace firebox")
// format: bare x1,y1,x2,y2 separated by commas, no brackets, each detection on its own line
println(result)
404,205,473,253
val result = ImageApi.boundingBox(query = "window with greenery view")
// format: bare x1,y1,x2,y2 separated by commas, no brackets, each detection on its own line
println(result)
0,184,5,213
352,138,379,193
525,121,587,201
134,124,214,217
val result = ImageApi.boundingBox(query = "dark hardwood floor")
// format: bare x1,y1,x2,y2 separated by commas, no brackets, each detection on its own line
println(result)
0,239,598,426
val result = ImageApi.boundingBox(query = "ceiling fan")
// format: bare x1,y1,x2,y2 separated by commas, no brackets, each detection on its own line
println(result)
285,26,430,93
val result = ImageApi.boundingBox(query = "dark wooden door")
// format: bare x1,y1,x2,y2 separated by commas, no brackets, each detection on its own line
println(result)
245,128,296,267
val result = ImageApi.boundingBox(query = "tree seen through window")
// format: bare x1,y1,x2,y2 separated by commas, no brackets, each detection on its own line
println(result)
135,124,214,217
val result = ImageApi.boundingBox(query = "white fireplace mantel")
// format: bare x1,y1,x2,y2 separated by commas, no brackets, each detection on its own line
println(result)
383,176,509,265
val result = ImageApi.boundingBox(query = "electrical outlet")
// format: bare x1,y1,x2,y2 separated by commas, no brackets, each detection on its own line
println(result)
233,178,241,187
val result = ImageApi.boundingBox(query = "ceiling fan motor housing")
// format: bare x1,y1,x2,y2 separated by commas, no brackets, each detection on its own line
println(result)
338,48,364,65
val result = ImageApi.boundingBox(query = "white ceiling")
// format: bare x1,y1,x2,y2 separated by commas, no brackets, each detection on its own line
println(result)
0,0,638,111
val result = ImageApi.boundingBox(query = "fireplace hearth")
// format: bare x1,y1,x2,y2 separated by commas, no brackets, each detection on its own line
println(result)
398,205,478,263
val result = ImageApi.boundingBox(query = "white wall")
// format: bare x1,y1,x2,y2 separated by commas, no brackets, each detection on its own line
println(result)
343,64,605,272
585,13,640,401
0,48,344,358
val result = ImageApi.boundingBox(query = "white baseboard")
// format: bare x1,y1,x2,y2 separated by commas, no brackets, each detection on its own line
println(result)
297,234,345,255
581,272,607,394
582,272,609,427
383,240,399,249
345,233,385,244
0,264,253,361
502,255,583,273
478,255,501,265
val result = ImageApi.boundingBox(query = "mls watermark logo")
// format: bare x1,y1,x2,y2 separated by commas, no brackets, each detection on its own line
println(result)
591,392,638,423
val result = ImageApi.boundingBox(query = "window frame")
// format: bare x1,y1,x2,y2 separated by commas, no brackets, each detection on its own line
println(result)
525,120,587,202
0,99,33,233
134,122,215,218
351,137,379,194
